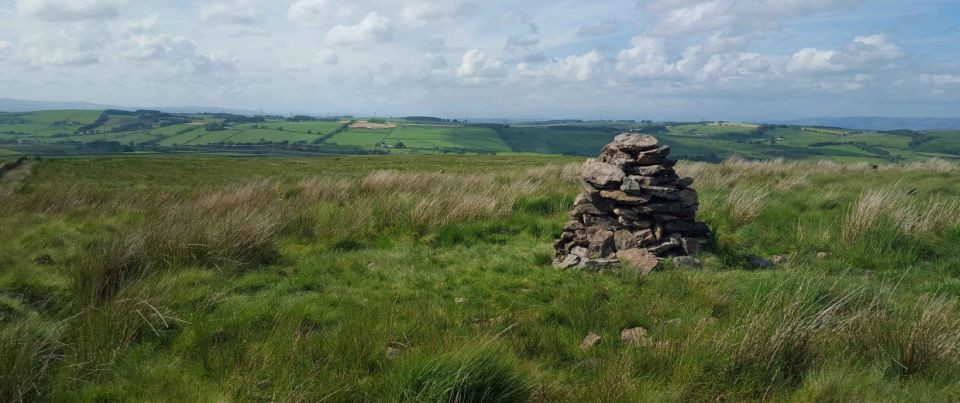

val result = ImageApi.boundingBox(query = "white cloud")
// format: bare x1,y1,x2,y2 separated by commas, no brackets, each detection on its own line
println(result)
519,51,606,82
615,36,677,80
117,14,159,35
920,74,960,88
315,49,338,66
287,0,352,24
199,2,259,25
117,34,195,61
115,32,237,76
788,34,902,74
457,49,507,81
648,0,861,35
400,0,478,25
324,12,392,46
17,0,127,21
0,40,11,58
577,18,619,37
17,25,108,66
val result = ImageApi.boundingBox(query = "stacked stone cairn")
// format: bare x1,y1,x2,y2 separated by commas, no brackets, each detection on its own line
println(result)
554,133,710,270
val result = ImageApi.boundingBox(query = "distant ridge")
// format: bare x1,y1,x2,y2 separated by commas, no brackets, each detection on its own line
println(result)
0,98,258,116
772,117,960,131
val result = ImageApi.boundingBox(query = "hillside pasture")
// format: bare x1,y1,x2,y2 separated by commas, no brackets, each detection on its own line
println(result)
1,156,959,401
384,126,512,152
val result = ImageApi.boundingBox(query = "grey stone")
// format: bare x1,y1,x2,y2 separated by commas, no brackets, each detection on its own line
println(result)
614,230,638,250
600,190,652,205
599,146,635,166
579,258,619,270
680,237,706,255
571,202,607,217
612,133,659,152
678,177,695,187
555,254,581,269
620,327,651,346
626,165,673,176
580,332,601,351
635,146,671,165
678,189,698,206
580,160,626,189
587,228,615,258
619,249,659,275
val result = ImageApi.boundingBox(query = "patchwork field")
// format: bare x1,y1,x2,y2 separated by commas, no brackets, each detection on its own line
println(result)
2,155,959,401
1,110,959,163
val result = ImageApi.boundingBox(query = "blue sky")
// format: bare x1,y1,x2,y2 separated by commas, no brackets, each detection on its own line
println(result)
0,0,958,120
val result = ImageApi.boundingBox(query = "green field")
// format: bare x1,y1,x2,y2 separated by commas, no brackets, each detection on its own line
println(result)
1,110,959,162
2,155,959,401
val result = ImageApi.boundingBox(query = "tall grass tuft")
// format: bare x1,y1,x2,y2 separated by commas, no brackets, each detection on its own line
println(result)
0,319,63,403
843,187,960,243
896,295,960,375
727,186,770,226
397,347,531,403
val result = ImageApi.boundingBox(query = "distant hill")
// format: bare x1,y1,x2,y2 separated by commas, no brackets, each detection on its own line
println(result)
774,117,960,131
0,98,257,116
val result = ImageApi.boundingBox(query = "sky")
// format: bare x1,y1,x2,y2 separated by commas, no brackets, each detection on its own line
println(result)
0,0,958,120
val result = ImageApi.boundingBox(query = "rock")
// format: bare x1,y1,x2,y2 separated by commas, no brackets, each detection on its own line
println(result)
648,237,682,256
662,221,710,236
614,230,638,251
636,202,696,215
640,185,681,200
555,255,579,269
671,256,703,268
563,220,585,232
570,246,589,257
680,237,706,255
618,249,659,275
586,228,615,258
678,189,698,206
635,146,671,165
580,332,602,352
386,342,407,359
617,215,653,230
626,164,673,176
678,177,695,187
600,146,635,166
571,201,610,217
816,252,828,259
600,190,652,205
772,255,787,265
579,258,619,270
580,160,626,189
583,214,618,230
620,327,651,347
747,255,775,269
611,133,659,152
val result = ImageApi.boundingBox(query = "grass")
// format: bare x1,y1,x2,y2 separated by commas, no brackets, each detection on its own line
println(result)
1,155,960,400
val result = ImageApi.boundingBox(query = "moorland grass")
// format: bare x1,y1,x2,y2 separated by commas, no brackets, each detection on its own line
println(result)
0,155,959,401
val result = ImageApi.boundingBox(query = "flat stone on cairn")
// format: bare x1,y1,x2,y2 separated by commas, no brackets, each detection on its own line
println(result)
554,133,711,270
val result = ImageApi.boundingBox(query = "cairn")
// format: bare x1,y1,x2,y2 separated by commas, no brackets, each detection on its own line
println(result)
554,133,710,270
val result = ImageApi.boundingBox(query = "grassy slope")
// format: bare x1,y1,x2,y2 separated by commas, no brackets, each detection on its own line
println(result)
4,110,960,162
2,155,959,401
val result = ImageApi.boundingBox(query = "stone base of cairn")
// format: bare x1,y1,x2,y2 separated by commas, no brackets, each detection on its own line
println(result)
554,133,711,270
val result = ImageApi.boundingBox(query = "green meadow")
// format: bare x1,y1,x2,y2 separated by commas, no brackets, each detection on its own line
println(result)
3,110,958,162
2,155,959,401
